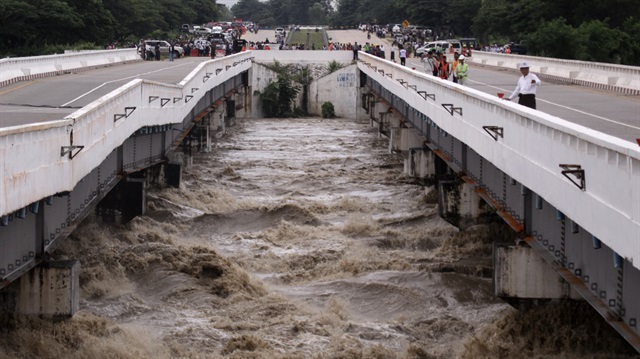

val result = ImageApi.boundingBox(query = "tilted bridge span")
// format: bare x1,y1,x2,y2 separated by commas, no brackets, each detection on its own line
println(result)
0,49,638,350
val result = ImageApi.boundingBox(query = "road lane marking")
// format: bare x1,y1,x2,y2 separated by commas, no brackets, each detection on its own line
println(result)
468,79,640,130
0,81,35,95
60,63,191,107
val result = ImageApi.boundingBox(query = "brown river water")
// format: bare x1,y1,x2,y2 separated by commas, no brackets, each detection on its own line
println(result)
0,117,637,358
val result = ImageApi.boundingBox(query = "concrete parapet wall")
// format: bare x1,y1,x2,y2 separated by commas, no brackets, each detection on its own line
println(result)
0,49,141,87
310,66,359,118
358,52,640,270
250,52,358,118
251,49,353,65
469,52,640,95
0,53,253,220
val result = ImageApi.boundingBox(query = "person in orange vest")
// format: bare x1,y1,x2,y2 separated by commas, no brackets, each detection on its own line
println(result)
242,44,247,51
439,54,450,80
451,52,460,83
505,45,511,54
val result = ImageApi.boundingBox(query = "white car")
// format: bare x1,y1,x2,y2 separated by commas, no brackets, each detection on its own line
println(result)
140,40,184,58
194,27,212,36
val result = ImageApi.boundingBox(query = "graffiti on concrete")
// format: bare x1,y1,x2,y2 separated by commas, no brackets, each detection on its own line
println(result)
337,73,355,87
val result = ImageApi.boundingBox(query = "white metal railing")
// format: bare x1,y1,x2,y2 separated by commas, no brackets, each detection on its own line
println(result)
468,52,640,94
358,52,640,270
0,52,253,219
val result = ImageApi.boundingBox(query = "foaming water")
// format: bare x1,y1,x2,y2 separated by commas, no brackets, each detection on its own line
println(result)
1,117,637,358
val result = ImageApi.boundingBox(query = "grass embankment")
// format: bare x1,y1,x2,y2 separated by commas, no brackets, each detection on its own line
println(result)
288,30,325,50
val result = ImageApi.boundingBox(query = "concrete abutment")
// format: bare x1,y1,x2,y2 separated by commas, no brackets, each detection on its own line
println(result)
0,260,79,318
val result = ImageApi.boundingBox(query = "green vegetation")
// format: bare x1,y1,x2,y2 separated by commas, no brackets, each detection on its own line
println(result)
289,30,325,50
0,0,226,57
321,102,336,118
258,61,301,118
231,0,640,65
5,0,637,65
327,60,344,74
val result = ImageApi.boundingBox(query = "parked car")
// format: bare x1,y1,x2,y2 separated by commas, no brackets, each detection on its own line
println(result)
141,40,184,58
415,41,450,56
194,27,212,36
506,42,527,55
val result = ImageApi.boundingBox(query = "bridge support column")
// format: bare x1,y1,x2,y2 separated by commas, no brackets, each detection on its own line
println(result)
0,260,79,318
164,162,182,188
122,178,146,223
406,147,437,181
495,244,580,302
96,176,147,224
210,103,227,141
438,179,487,229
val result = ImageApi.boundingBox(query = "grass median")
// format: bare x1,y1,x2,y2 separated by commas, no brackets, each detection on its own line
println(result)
289,30,325,50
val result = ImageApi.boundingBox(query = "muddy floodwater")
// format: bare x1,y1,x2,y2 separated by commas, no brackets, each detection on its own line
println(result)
0,117,636,359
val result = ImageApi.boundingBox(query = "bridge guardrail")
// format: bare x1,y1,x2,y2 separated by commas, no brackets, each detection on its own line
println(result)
0,52,253,220
468,52,640,95
0,49,141,87
358,52,640,271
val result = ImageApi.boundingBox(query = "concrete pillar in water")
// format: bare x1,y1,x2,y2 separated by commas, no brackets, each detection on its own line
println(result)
438,179,486,229
390,126,423,155
406,147,437,182
164,162,182,188
494,244,581,301
0,261,79,318
122,178,146,223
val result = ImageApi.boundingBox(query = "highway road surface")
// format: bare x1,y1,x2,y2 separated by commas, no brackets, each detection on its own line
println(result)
1,30,638,144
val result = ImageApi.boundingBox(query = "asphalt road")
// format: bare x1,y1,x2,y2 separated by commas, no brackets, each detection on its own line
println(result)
1,30,638,144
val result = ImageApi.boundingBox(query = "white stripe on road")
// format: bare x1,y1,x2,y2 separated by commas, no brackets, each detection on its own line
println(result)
467,79,640,130
61,63,191,107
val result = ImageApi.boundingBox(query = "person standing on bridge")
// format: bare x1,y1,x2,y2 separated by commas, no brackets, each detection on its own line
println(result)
505,62,541,109
456,55,469,85
399,46,407,66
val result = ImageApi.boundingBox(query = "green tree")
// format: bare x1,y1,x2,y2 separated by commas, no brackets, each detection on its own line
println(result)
619,17,640,65
231,0,268,23
334,0,360,26
525,18,579,59
445,0,481,36
308,3,326,25
574,20,623,63
471,0,511,43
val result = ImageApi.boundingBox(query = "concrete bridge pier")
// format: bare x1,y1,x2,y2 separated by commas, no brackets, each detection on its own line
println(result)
96,174,148,224
0,260,79,318
406,147,437,182
437,179,488,229
495,244,581,304
232,86,251,119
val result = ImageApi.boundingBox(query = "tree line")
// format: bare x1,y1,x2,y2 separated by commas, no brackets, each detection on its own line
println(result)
1,0,638,65
0,0,231,56
232,0,640,65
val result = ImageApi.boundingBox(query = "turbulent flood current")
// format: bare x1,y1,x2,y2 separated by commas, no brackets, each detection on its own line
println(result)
1,117,637,358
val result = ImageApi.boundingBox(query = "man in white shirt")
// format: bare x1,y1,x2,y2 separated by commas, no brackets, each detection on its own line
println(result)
505,62,541,109
421,51,437,75
399,47,407,66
